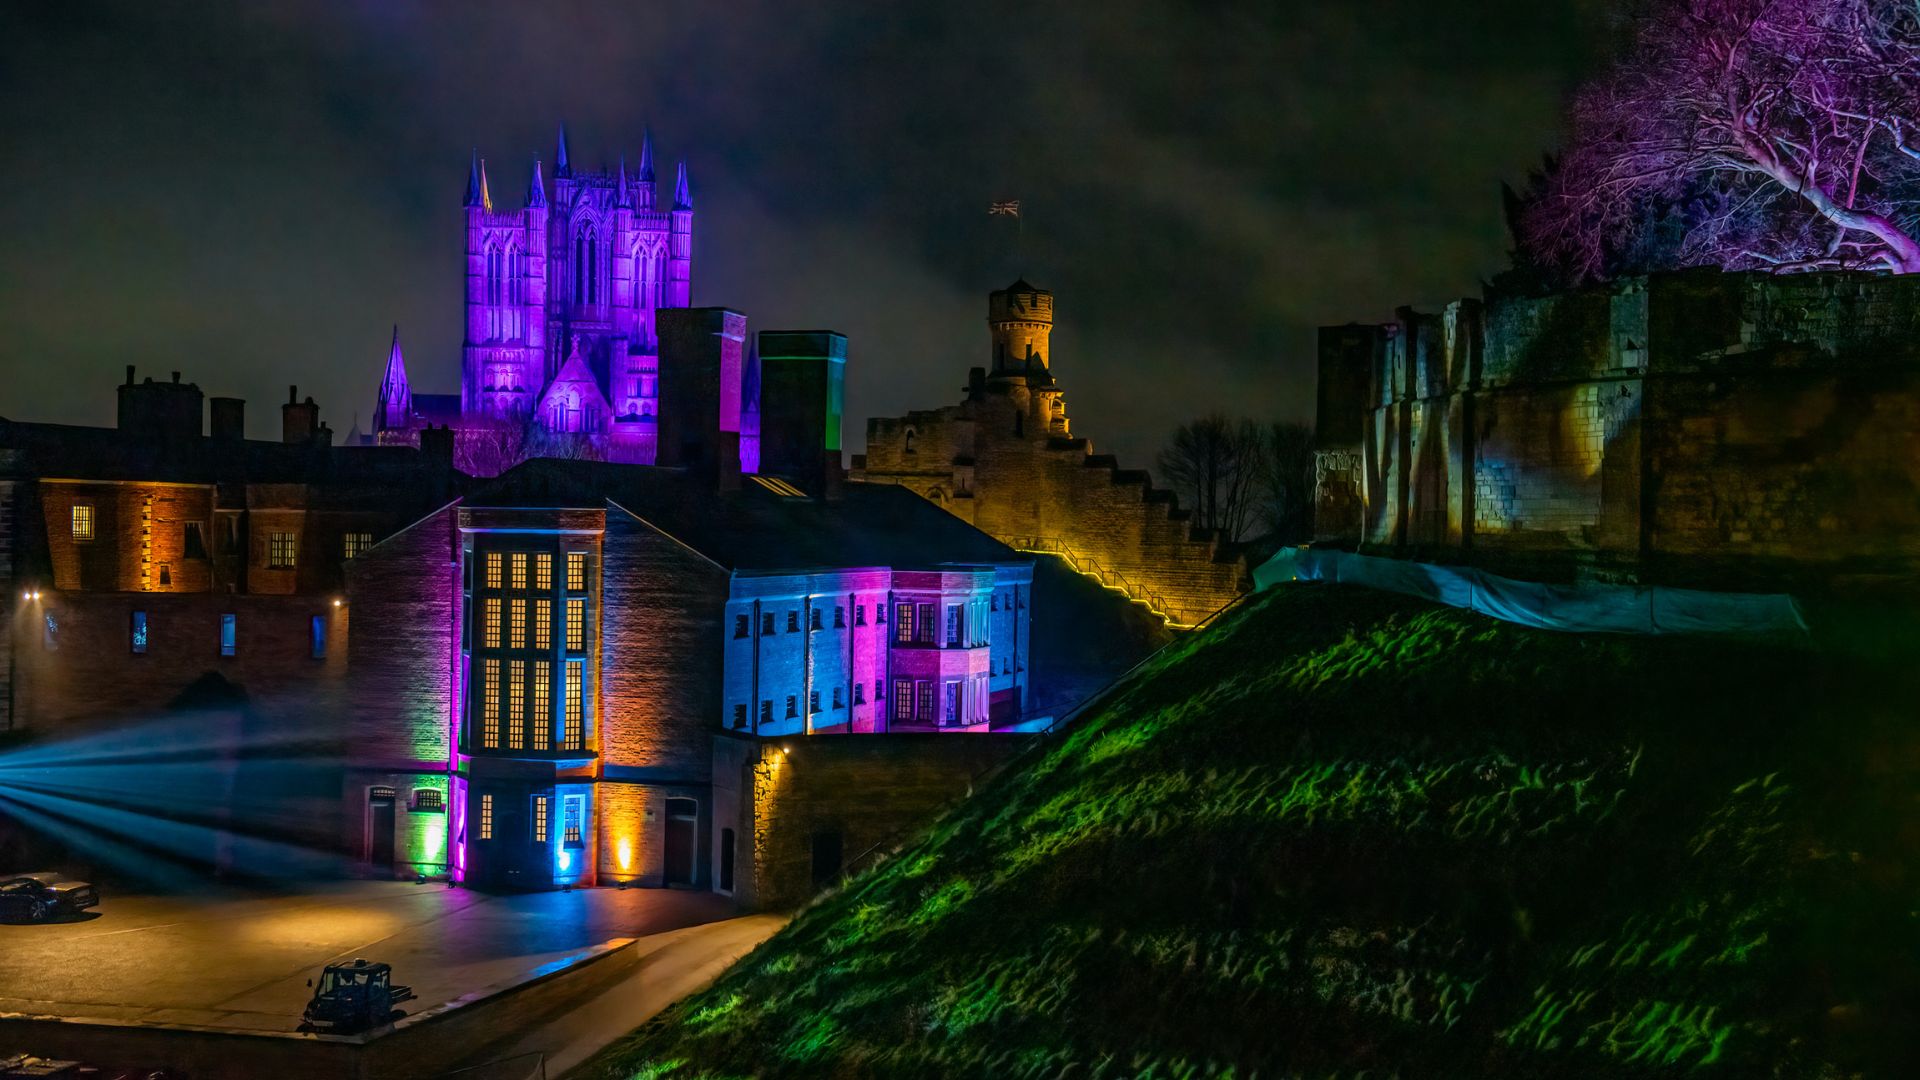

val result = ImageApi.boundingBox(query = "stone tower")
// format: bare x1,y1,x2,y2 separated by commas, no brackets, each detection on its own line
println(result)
989,278,1054,373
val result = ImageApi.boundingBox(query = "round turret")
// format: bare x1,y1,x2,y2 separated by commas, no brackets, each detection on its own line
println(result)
988,278,1054,373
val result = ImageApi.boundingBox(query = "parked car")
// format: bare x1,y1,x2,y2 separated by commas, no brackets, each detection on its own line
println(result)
0,873,99,923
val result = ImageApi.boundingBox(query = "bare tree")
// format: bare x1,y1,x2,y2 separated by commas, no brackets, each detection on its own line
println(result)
1518,0,1920,282
1260,421,1316,542
454,419,604,477
1157,415,1267,542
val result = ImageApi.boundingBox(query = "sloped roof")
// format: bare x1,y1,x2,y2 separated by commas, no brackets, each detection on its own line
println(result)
467,458,1024,573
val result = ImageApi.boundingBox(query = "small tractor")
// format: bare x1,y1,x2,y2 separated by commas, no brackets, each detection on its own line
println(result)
299,958,415,1035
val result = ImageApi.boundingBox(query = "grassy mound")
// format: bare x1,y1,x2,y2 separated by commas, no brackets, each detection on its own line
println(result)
587,584,1920,1078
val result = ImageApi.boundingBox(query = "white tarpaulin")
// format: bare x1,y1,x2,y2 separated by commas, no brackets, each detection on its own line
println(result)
1252,548,1810,641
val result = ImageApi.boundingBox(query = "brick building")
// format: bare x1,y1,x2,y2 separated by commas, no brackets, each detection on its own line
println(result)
856,280,1245,627
1313,268,1920,589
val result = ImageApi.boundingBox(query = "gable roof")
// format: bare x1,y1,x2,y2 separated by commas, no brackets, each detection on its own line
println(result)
467,458,1024,573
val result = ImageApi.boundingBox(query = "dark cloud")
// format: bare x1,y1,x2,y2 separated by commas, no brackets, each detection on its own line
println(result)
0,0,1604,464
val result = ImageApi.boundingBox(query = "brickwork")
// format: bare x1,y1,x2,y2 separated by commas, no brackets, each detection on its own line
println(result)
1315,268,1920,587
858,282,1245,626
346,505,459,770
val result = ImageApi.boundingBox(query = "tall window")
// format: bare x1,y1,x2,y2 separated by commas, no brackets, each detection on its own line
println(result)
219,613,236,657
343,532,373,560
917,680,934,721
892,679,913,721
508,660,526,750
130,610,148,655
481,658,501,748
532,661,552,750
309,615,327,659
479,794,494,840
894,602,914,643
534,601,552,650
916,603,936,644
563,660,584,749
483,598,502,649
945,681,961,724
532,795,549,843
509,553,528,590
509,599,526,649
565,597,585,651
269,531,297,569
562,795,584,845
70,503,94,541
566,552,587,591
534,553,552,591
485,552,503,589
946,605,963,647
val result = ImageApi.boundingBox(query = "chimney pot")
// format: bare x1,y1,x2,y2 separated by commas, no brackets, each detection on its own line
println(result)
171,371,181,384
288,385,298,404
125,365,136,387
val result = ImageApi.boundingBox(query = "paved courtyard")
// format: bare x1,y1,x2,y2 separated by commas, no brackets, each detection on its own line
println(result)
0,879,733,1033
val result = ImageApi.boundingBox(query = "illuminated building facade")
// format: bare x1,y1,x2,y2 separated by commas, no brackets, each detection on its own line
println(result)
372,129,705,471
856,281,1245,627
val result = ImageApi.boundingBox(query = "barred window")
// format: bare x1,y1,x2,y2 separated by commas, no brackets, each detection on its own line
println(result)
854,683,866,705
534,553,552,591
893,679,913,720
732,703,747,728
411,789,445,813
507,660,526,749
481,658,501,748
566,551,587,591
269,531,297,569
809,608,822,631
786,695,797,718
343,532,373,560
563,660,584,749
532,795,549,843
760,699,772,724
509,599,526,649
509,552,527,590
855,604,867,626
70,503,95,541
534,600,552,650
566,597,585,651
563,795,584,845
485,552,503,589
894,603,914,643
787,610,799,632
809,690,821,714
483,598,502,649
479,793,494,839
532,661,551,750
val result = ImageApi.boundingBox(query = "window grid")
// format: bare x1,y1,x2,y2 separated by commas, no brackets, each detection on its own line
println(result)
893,679,913,721
485,552,503,589
566,598,585,651
509,552,527,590
894,603,914,643
534,553,552,591
563,661,584,749
534,601,552,650
917,680,934,721
509,599,527,649
563,796,583,845
481,659,501,748
566,552,586,591
343,532,373,560
269,531,297,569
532,796,548,843
483,598,502,649
479,794,494,840
507,660,526,750
71,504,94,541
532,661,552,750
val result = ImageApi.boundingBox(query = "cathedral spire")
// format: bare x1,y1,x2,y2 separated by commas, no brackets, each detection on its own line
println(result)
526,158,547,208
673,160,692,210
478,158,492,212
464,150,483,207
378,325,412,431
554,123,572,178
615,155,632,209
638,128,656,183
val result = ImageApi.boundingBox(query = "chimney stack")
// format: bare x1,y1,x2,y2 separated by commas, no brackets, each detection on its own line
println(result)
418,423,455,466
210,397,245,440
282,385,321,444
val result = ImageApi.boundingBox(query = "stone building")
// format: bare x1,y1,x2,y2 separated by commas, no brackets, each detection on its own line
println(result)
1313,267,1920,589
856,280,1245,627
372,129,709,471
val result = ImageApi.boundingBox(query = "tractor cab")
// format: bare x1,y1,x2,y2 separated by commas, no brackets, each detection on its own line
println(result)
299,958,415,1035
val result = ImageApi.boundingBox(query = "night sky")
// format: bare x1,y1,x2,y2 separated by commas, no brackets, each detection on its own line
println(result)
0,1,1605,464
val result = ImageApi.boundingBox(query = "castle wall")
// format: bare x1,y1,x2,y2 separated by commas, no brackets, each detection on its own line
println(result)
1315,268,1920,588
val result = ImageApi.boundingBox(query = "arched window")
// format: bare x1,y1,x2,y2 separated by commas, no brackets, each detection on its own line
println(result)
573,223,599,306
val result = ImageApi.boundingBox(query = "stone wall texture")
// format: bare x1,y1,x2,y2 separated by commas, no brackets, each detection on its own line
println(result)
1315,269,1920,588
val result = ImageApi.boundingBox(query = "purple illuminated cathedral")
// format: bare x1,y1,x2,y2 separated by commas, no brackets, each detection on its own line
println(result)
373,127,700,470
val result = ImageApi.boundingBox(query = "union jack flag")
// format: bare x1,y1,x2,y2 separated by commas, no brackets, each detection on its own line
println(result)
988,200,1021,216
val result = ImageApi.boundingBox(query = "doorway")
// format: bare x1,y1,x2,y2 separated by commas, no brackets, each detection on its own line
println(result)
367,787,396,870
719,827,736,893
664,797,697,886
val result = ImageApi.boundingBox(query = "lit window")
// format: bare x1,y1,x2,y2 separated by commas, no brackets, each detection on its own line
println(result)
892,679,913,721
510,552,527,590
566,598,585,651
269,531,297,569
566,552,586,591
485,552,503,589
130,610,148,655
532,795,549,843
563,795,584,845
510,599,526,649
894,603,914,643
70,504,94,541
916,603,936,644
343,532,373,560
534,601,552,650
508,660,526,749
479,794,494,840
310,614,327,659
534,553,552,591
481,659,500,747
42,613,57,651
412,789,445,813
220,613,236,657
532,661,551,750
563,660,584,749
483,598,502,649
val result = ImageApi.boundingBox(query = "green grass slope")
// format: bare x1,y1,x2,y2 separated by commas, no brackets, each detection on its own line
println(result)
588,584,1920,1078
